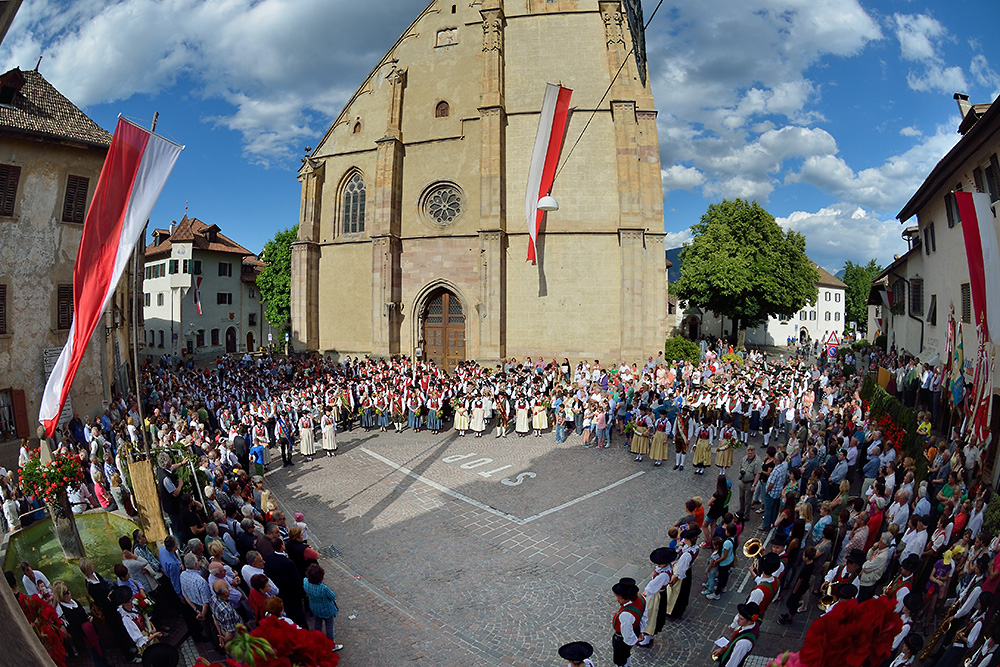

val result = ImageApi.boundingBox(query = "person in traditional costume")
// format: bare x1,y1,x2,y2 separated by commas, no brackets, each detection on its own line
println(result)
692,418,715,475
558,641,595,667
649,414,671,467
890,593,923,654
375,391,390,432
630,407,653,463
454,399,470,436
359,392,374,431
611,579,645,667
531,397,548,437
882,553,919,613
711,601,761,667
298,410,315,461
665,528,700,620
514,395,530,437
391,392,405,433
320,409,337,457
640,547,676,646
964,630,996,667
406,393,423,432
745,552,781,619
674,408,690,470
470,396,487,437
111,585,161,656
426,392,443,434
494,390,511,438
716,419,737,470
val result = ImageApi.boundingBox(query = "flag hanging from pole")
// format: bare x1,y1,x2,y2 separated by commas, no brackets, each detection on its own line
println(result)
971,325,993,444
524,83,572,264
194,276,203,315
956,191,1000,342
39,118,182,436
951,322,966,408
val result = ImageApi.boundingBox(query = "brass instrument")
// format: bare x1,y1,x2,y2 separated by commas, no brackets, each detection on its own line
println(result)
880,575,898,598
742,538,762,558
921,599,960,659
818,582,837,611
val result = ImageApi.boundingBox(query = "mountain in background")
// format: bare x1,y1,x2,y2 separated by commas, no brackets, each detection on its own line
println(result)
667,247,683,282
834,268,846,280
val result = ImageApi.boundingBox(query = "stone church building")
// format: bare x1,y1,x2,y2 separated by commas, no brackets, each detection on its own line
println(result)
291,0,667,370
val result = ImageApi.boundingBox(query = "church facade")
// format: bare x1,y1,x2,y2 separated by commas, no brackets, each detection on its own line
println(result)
291,0,667,370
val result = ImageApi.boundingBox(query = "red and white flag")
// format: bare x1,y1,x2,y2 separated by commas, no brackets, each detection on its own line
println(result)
194,276,203,315
524,83,572,264
956,191,1000,342
39,118,182,436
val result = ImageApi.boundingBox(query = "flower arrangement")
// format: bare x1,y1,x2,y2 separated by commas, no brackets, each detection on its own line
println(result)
874,413,906,453
623,422,635,436
542,398,552,410
436,409,444,419
134,590,154,614
197,618,339,667
765,596,900,667
18,593,68,667
19,452,85,505
451,397,465,410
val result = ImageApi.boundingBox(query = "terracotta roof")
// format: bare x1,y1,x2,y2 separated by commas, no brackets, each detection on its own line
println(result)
144,215,258,260
0,68,112,147
813,261,846,289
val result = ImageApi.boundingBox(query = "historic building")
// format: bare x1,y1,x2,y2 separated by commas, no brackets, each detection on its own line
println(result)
0,66,137,440
292,0,668,370
143,215,277,359
676,261,847,347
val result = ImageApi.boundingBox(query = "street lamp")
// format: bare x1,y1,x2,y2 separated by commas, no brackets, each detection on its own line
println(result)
537,195,559,212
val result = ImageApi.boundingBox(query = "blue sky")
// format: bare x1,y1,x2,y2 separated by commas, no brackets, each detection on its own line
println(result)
2,0,998,272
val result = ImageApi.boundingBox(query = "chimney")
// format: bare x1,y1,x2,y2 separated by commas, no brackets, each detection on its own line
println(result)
954,93,972,119
169,222,176,236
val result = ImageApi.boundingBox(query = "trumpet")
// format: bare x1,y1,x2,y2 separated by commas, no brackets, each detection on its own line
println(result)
743,538,762,558
818,582,837,611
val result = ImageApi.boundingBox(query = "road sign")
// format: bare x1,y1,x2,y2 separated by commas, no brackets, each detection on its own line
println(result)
827,346,838,358
268,332,273,342
285,333,290,341
825,331,841,347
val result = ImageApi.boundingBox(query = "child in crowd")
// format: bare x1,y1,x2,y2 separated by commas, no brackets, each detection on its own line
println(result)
777,546,817,624
703,537,724,598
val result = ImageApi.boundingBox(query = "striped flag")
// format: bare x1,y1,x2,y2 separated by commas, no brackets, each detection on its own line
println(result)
956,191,1000,342
524,83,572,264
194,276,203,315
951,322,966,408
39,118,182,436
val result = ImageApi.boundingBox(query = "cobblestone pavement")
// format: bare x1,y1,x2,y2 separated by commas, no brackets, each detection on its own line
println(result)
265,425,823,666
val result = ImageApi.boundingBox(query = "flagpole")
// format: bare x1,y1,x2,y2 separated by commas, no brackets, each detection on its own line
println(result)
129,112,158,454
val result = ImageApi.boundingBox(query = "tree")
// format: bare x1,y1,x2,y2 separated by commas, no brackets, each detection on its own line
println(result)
257,225,298,335
841,259,882,334
672,199,819,348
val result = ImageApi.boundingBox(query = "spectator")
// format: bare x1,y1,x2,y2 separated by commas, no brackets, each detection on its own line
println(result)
301,564,343,652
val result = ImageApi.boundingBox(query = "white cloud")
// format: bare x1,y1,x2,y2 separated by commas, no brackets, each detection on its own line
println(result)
664,230,692,248
787,120,960,212
899,125,922,137
660,165,705,191
775,204,905,270
0,0,415,162
970,54,1000,99
907,64,967,94
894,14,947,62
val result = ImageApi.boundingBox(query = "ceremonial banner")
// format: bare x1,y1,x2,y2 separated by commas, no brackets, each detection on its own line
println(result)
877,366,891,390
524,83,572,264
956,191,1000,342
39,118,182,436
951,322,966,408
194,276,203,315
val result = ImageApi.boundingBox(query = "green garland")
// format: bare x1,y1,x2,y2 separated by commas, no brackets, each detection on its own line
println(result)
860,376,927,480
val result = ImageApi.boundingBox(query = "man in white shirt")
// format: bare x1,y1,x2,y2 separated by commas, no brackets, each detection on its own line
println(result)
899,515,928,563
887,490,911,531
968,499,986,539
19,562,50,597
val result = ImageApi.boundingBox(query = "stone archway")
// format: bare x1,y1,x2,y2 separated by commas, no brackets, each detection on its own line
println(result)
421,287,466,374
799,328,809,344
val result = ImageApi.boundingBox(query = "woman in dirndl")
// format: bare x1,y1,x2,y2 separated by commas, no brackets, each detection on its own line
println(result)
643,547,677,640
321,410,337,457
631,408,653,462
454,401,470,436
715,419,736,470
691,418,714,474
649,415,670,467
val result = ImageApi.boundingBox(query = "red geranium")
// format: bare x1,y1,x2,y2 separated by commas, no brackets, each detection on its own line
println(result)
798,597,901,667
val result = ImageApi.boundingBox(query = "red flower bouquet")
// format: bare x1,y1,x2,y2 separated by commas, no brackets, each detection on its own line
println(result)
197,617,339,667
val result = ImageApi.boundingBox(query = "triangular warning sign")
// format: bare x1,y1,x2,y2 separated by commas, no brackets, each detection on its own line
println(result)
825,331,841,347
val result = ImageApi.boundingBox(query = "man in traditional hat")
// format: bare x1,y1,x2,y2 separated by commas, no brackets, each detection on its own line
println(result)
611,579,645,667
821,583,858,616
112,585,162,654
746,552,781,619
964,628,997,667
883,554,920,614
890,634,925,667
824,548,863,591
711,601,761,667
640,547,676,645
558,641,595,667
892,593,923,652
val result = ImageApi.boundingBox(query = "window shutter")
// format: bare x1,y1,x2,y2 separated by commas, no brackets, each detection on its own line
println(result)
0,163,21,216
990,154,1000,202
61,175,89,223
0,283,6,334
57,284,73,329
11,389,29,438
945,192,956,227
974,167,986,194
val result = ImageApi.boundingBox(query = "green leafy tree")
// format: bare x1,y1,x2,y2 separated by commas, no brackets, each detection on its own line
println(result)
256,225,298,335
841,259,882,334
673,199,819,347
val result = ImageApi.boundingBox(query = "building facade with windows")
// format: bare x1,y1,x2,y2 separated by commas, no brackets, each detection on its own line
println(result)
142,216,277,359
676,262,847,347
291,0,668,370
0,66,135,440
868,93,1000,365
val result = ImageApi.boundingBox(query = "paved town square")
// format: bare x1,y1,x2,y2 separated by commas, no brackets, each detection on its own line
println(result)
266,423,806,667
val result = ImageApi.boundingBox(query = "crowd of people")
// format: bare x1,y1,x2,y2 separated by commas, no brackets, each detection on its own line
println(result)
0,336,996,667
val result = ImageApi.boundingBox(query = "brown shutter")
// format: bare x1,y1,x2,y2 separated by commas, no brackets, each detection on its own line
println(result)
61,175,89,223
0,164,21,216
0,283,5,334
57,284,74,330
11,388,29,438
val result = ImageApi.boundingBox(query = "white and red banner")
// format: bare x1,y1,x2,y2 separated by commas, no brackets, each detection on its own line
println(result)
194,276,203,315
956,191,1000,342
39,118,182,436
524,83,572,264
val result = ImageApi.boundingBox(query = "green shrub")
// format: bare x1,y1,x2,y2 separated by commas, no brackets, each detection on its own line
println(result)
842,364,856,377
664,336,701,363
874,334,887,351
984,498,1000,538
722,352,744,368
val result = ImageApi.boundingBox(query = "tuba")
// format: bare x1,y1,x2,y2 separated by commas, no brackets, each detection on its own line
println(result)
818,582,837,611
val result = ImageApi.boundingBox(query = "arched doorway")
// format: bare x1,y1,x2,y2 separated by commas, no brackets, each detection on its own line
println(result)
422,288,465,373
799,328,809,344
226,327,237,353
247,331,255,352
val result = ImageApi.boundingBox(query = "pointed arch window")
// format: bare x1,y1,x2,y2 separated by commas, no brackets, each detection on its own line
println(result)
341,172,366,234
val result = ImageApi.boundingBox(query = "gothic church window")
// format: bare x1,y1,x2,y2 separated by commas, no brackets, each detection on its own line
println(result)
423,183,463,226
341,172,366,234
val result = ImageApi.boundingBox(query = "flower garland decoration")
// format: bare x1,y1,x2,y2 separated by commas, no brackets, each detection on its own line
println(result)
765,597,901,667
18,452,86,505
196,617,339,667
19,593,68,667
